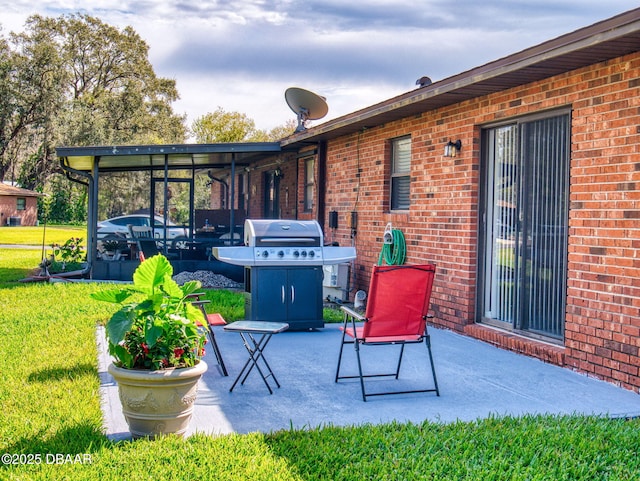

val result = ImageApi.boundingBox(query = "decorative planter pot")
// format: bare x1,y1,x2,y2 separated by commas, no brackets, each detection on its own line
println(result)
108,361,207,439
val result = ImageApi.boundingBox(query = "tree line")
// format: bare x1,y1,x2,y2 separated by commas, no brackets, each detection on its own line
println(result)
0,14,293,223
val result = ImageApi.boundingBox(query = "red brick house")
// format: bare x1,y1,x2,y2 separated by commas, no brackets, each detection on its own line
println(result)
0,183,41,226
58,9,639,393
216,9,639,391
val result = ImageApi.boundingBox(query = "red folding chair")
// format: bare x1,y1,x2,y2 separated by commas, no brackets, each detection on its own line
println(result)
335,264,440,401
187,293,228,376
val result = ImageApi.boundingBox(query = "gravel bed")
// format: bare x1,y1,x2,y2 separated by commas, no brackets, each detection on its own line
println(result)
172,270,243,289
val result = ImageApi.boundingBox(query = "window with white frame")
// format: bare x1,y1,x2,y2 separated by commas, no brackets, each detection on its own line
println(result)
390,137,411,210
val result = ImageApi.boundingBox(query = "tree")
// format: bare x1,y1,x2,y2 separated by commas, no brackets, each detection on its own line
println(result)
267,119,298,141
192,107,262,143
0,22,65,185
0,14,187,221
192,108,297,143
48,15,186,147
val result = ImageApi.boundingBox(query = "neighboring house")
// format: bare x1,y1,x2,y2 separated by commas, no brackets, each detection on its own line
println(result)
0,183,41,226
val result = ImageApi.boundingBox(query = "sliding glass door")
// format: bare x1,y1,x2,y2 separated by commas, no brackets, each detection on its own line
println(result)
480,112,570,340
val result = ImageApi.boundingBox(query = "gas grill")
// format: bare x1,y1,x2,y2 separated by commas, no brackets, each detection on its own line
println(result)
212,219,356,329
212,219,356,267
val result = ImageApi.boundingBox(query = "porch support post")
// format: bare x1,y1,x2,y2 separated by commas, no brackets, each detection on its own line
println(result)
230,153,236,242
163,154,169,253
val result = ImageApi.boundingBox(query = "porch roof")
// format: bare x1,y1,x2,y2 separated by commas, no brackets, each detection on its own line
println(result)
57,142,282,173
281,8,640,146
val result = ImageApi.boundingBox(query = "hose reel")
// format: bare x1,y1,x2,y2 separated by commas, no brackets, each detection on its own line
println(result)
378,222,406,266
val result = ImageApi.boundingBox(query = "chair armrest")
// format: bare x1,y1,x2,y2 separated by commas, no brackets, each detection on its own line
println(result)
186,293,211,305
186,292,206,299
341,305,365,321
190,299,211,305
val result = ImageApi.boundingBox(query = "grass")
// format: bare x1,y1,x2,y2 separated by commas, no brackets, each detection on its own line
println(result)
197,288,245,321
2,247,640,479
0,248,43,283
0,225,86,247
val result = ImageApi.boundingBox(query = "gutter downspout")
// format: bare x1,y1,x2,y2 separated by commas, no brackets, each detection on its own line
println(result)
207,173,229,208
317,141,327,234
59,157,95,278
230,153,236,244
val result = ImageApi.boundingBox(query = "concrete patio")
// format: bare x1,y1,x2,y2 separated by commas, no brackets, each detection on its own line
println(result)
98,323,640,440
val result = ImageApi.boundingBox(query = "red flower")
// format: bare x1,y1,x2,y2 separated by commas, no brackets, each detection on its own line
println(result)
141,343,149,354
173,348,185,358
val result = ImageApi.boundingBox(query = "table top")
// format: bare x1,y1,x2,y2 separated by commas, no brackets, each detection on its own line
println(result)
224,320,289,334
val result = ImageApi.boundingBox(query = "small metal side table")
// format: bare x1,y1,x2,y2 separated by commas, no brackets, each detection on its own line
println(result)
224,321,289,394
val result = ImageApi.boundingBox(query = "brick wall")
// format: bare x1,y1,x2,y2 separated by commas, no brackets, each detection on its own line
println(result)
245,153,298,219
318,52,640,391
564,56,640,391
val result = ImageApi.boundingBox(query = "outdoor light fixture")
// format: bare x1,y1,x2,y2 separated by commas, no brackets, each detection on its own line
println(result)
444,139,462,158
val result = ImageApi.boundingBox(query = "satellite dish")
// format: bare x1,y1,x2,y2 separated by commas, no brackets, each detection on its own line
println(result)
285,87,328,132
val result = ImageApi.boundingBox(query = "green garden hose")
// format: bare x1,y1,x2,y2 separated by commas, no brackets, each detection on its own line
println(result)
378,228,406,265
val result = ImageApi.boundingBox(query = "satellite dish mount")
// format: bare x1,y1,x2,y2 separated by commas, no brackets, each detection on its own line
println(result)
285,87,328,132
294,107,310,132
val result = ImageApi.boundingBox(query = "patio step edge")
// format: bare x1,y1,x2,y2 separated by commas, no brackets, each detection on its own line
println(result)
464,324,566,366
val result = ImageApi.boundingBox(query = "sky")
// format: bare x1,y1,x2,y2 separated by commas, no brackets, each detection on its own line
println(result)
0,1,636,136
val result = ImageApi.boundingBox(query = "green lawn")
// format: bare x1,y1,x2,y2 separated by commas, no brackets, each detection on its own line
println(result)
1,248,639,480
0,225,86,247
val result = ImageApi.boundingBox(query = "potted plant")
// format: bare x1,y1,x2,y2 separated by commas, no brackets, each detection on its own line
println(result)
101,239,122,258
91,254,208,438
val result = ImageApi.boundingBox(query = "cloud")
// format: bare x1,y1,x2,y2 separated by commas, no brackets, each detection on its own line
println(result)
0,0,636,134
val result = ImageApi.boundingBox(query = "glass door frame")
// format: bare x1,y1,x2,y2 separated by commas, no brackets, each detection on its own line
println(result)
477,109,571,342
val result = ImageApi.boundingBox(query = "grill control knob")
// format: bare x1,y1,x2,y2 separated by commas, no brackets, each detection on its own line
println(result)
262,250,269,258
278,250,284,258
308,250,315,257
293,250,299,257
301,250,307,257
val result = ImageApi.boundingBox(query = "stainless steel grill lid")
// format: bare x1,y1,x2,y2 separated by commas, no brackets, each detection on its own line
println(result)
244,219,322,247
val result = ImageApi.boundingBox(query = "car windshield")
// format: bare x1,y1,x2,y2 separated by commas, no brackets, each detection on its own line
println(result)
111,217,147,226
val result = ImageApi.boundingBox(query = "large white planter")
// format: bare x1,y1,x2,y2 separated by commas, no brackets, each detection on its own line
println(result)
108,361,207,439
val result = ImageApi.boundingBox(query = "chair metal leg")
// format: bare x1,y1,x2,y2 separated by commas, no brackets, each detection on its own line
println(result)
425,335,440,396
336,310,439,401
339,338,439,401
208,327,228,376
354,339,368,402
334,323,349,382
394,343,406,379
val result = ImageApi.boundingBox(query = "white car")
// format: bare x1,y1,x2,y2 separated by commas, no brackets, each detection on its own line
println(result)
97,214,189,241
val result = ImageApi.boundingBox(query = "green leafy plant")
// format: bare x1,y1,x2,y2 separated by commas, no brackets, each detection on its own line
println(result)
49,236,85,272
91,254,207,370
51,236,85,263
